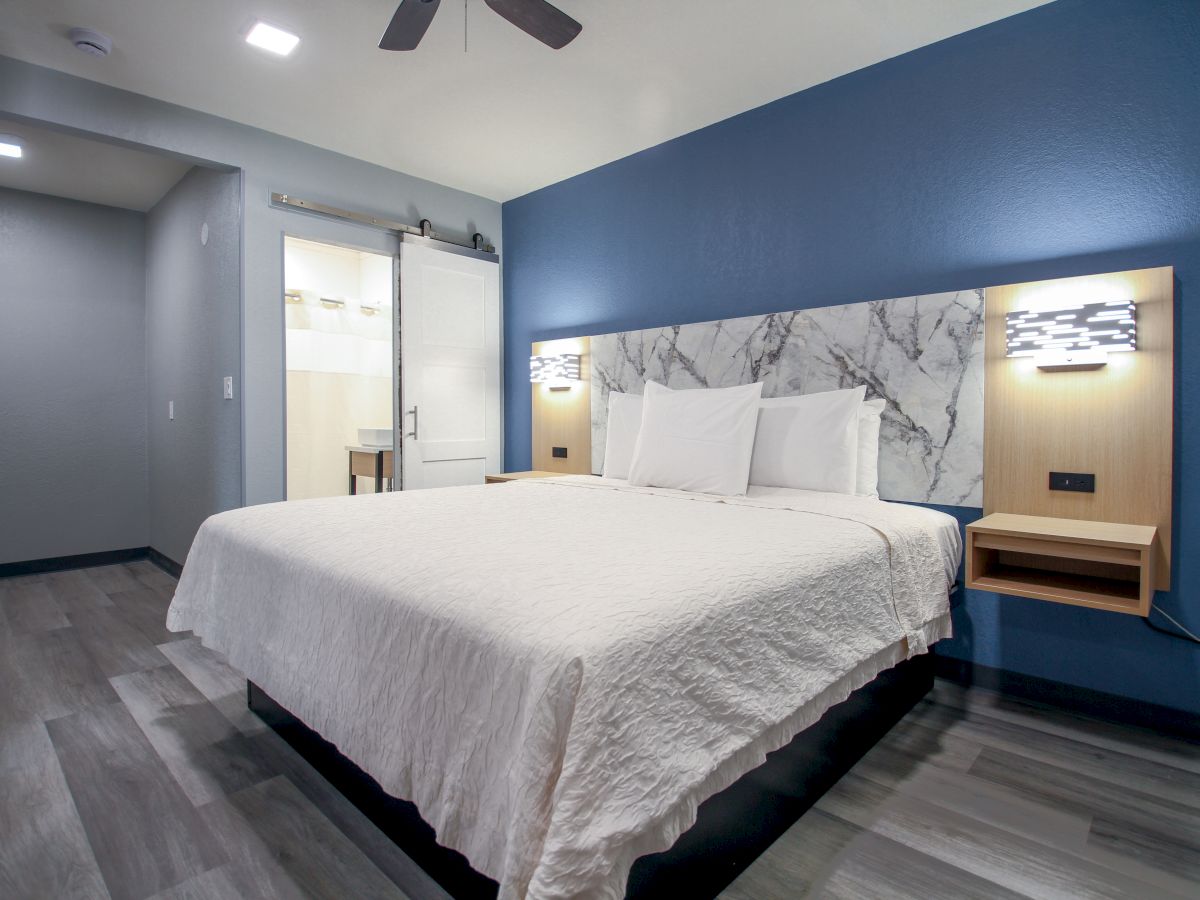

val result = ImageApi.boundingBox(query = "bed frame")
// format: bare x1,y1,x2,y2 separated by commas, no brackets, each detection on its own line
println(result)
248,652,932,899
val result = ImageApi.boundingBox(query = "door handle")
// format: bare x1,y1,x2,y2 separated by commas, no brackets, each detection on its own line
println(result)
405,405,418,440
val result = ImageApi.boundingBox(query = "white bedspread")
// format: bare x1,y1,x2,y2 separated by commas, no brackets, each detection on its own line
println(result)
167,477,958,899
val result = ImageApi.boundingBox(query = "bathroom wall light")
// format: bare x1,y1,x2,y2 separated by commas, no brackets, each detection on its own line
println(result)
1006,299,1136,369
530,353,581,390
0,135,24,159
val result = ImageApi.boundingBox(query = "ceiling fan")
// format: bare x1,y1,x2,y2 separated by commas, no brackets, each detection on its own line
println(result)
379,0,582,51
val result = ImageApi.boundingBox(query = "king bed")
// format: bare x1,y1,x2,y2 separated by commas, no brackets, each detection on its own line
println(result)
167,475,960,900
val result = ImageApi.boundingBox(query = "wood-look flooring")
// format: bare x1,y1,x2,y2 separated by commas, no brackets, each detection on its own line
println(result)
1,563,1197,899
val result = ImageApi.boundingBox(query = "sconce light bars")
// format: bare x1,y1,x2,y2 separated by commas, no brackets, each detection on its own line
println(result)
530,353,582,388
1006,299,1136,369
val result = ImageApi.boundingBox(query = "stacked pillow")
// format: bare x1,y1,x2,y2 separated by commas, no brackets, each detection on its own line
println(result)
605,383,886,498
626,381,764,496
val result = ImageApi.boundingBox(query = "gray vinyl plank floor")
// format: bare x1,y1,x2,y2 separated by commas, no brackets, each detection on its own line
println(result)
45,700,228,900
0,718,111,900
1,578,71,634
1,564,1197,900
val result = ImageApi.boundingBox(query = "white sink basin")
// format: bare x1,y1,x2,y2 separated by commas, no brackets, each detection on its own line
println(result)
357,426,393,448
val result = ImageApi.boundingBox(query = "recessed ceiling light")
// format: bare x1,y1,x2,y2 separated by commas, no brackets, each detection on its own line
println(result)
246,21,300,56
0,135,23,159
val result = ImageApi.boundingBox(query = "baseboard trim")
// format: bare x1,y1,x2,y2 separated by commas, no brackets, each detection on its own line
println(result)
0,545,184,580
0,547,150,578
147,547,184,579
933,655,1199,741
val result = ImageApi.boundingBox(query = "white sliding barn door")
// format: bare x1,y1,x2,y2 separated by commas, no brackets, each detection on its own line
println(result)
399,240,501,489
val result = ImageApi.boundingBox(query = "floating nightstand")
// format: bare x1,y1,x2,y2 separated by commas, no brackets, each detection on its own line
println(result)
966,513,1157,616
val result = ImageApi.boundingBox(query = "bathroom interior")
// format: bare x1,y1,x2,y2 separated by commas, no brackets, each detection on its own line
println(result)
284,236,396,499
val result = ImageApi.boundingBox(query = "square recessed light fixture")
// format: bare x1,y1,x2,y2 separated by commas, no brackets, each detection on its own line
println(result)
0,135,24,159
246,21,300,56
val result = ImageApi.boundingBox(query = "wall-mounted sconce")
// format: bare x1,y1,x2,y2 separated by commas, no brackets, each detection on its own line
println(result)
319,296,346,310
530,353,581,390
360,302,380,317
284,290,304,305
1006,299,1136,370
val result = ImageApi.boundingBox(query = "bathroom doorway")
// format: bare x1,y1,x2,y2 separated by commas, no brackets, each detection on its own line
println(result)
283,236,396,500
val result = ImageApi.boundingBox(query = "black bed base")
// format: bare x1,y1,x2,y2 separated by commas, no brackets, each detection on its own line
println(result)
248,654,932,899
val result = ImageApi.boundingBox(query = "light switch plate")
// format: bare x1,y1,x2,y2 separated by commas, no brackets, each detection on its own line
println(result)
223,376,234,400
169,400,175,420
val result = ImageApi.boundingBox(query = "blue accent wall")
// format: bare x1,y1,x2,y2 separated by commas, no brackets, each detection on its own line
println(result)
502,0,1200,713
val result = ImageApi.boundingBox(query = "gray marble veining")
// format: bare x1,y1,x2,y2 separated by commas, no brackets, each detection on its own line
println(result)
589,290,985,505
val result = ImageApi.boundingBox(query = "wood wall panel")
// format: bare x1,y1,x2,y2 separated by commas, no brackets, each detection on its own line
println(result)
531,337,592,475
982,267,1173,589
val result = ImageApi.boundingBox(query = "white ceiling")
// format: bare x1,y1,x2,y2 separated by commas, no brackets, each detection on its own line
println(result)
0,1,1050,202
0,117,191,211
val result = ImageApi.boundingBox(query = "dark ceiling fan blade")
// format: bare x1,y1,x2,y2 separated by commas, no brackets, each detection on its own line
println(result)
379,0,441,51
483,0,581,49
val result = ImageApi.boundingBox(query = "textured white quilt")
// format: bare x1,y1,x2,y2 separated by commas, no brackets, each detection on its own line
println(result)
167,477,958,899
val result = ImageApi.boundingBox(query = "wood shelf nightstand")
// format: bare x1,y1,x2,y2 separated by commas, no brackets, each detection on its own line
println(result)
484,470,562,484
966,513,1157,616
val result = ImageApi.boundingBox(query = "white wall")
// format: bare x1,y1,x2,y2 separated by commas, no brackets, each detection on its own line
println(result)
0,54,502,516
146,167,243,565
0,188,148,563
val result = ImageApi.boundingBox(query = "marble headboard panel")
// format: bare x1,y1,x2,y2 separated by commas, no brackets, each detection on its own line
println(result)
589,290,985,506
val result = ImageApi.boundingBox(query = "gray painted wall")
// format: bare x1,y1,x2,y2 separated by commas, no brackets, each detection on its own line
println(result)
0,55,503,512
146,168,242,565
0,187,148,563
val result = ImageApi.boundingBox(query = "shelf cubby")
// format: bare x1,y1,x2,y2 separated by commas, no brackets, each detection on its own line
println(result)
965,513,1157,616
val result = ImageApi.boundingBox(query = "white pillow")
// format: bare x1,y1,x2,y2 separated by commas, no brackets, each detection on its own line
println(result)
856,398,886,498
627,381,764,496
748,385,865,493
601,391,644,479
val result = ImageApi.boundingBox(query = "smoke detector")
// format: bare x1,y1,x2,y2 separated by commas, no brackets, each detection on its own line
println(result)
68,27,112,57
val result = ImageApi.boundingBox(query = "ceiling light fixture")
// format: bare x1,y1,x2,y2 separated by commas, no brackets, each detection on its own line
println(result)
0,135,24,159
246,21,300,56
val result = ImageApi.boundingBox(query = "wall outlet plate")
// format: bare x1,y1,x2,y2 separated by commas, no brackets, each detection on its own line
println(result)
552,446,568,459
1049,471,1095,493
